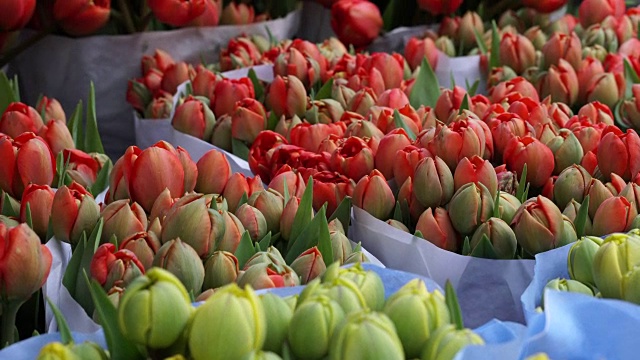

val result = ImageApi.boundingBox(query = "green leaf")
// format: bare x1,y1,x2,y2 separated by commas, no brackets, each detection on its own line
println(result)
247,68,264,102
265,26,277,46
624,58,640,99
450,72,456,89
515,163,529,203
67,102,84,150
328,196,352,229
382,0,399,32
86,273,143,360
462,236,471,256
235,230,257,269
266,112,279,131
458,94,470,114
2,193,18,217
210,196,219,211
237,192,249,209
575,195,590,238
393,109,416,141
400,199,411,227
89,159,112,198
393,201,403,222
470,234,498,259
288,177,314,249
25,203,33,230
46,218,54,244
232,138,250,161
353,242,362,253
467,79,480,97
473,27,488,54
317,209,333,266
286,207,328,264
410,58,440,109
10,75,19,102
445,280,464,330
414,230,424,239
0,72,18,115
45,298,73,345
258,231,272,250
84,83,105,154
492,190,501,218
489,21,500,71
315,78,333,100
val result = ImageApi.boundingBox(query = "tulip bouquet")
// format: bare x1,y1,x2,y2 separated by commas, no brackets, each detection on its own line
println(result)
36,263,493,360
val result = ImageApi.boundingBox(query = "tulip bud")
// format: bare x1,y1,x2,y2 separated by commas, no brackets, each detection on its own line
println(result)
36,96,66,123
413,157,454,209
329,310,405,360
421,324,485,360
188,283,266,360
458,11,484,52
503,135,555,188
101,200,148,244
331,136,375,182
266,75,307,119
331,230,353,264
290,247,326,285
453,156,498,198
352,170,395,220
578,0,626,28
203,251,239,290
299,276,368,315
216,211,245,252
153,238,205,297
248,189,284,234
542,32,582,70
567,236,603,288
91,243,145,291
288,294,345,360
243,247,287,269
512,196,567,256
172,96,216,141
586,72,625,108
119,231,161,271
333,263,385,311
0,133,55,199
235,204,268,242
497,192,521,224
592,196,638,236
260,293,293,355
543,278,594,307
232,98,267,144
448,182,494,235
237,263,300,290
416,207,459,252
597,127,640,182
470,217,517,259
553,165,592,210
118,268,192,349
383,279,449,358
499,33,536,74
18,184,54,239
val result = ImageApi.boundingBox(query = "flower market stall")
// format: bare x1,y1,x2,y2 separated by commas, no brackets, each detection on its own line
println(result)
3,0,640,358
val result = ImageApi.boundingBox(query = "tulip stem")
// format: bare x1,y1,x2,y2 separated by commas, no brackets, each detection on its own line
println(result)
117,0,137,34
0,301,22,348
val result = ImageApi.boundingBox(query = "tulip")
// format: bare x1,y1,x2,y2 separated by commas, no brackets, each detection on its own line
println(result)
416,207,459,252
37,341,109,359
290,123,346,153
203,251,239,290
19,184,54,239
418,0,462,15
453,156,498,198
231,98,267,144
269,170,306,200
499,33,536,74
118,268,192,349
35,96,65,123
161,194,224,258
35,119,74,156
254,293,293,356
190,0,221,26
348,88,378,116
243,247,287,269
495,193,520,224
101,200,147,245
119,231,161,271
421,324,484,360
330,230,353,264
591,196,638,236
306,99,345,125
488,112,532,162
172,96,216,141
153,238,204,296
522,0,567,13
579,0,626,28
290,247,326,285
538,59,579,107
489,77,540,104
512,196,567,255
50,182,99,247
188,283,266,360
567,236,602,288
458,11,484,53
404,37,439,71
413,157,454,210
299,276,368,315
448,182,494,236
288,294,345,360
330,136,375,182
211,77,254,117
577,58,605,105
53,0,111,36
352,170,395,220
148,0,206,27
623,84,640,129
330,0,382,48
60,149,101,189
0,0,35,31
592,233,640,299
434,86,467,123
0,133,55,200
597,126,640,181
195,149,231,195
585,72,625,108
553,165,592,210
237,263,300,290
543,278,594,306
503,136,554,189
326,263,384,311
362,53,406,91
219,1,254,24
216,211,246,252
578,101,614,126
265,75,307,119
191,67,220,99
545,129,584,175
383,280,449,358
90,243,144,291
248,189,284,234
471,217,517,259
329,310,404,360
542,32,582,70
586,178,616,219
311,171,356,215
274,47,321,89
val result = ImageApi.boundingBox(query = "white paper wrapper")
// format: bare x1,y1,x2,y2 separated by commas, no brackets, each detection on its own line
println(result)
435,51,486,95
349,207,535,328
368,25,434,54
43,238,100,333
8,11,301,160
221,64,275,82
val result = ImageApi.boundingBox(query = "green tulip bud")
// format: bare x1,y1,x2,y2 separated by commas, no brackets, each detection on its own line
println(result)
244,247,287,269
260,293,293,354
299,277,368,315
335,263,385,311
37,342,80,360
330,231,353,264
622,265,640,304
567,236,602,288
69,342,109,359
288,295,345,360
329,310,405,360
344,250,369,265
383,279,450,358
543,278,594,307
421,324,485,360
470,217,517,259
593,233,640,299
153,238,205,297
448,182,494,235
188,283,266,360
118,268,193,349
203,251,239,290
497,193,521,224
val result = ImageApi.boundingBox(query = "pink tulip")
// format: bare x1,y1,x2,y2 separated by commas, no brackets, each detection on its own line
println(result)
415,207,459,252
503,135,555,188
596,126,640,181
0,133,55,199
579,0,625,28
0,102,44,139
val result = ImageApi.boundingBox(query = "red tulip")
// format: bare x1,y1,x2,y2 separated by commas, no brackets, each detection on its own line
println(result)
147,0,206,27
172,96,216,141
231,98,267,144
579,0,625,28
311,171,355,215
248,131,288,182
223,173,263,213
331,136,375,182
577,57,605,105
119,231,161,271
499,33,536,74
397,177,426,224
330,0,383,48
542,32,582,70
454,156,498,197
53,0,111,36
0,0,35,31
374,129,412,180
161,62,196,95
503,135,555,188
219,1,254,25
90,243,144,291
489,77,540,104
269,169,306,199
219,37,261,72
51,182,100,247
290,123,346,153
592,196,638,236
585,72,625,108
36,96,66,123
141,49,175,74
19,184,54,239
0,223,52,302
415,207,459,252
522,0,567,13
0,133,55,199
435,86,468,123
195,149,231,195
417,0,462,15
0,102,44,139
538,59,579,106
353,170,395,220
488,112,533,162
404,37,439,71
428,116,488,170
393,145,432,187
596,126,640,181
190,0,221,26
37,119,74,155
274,47,321,89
